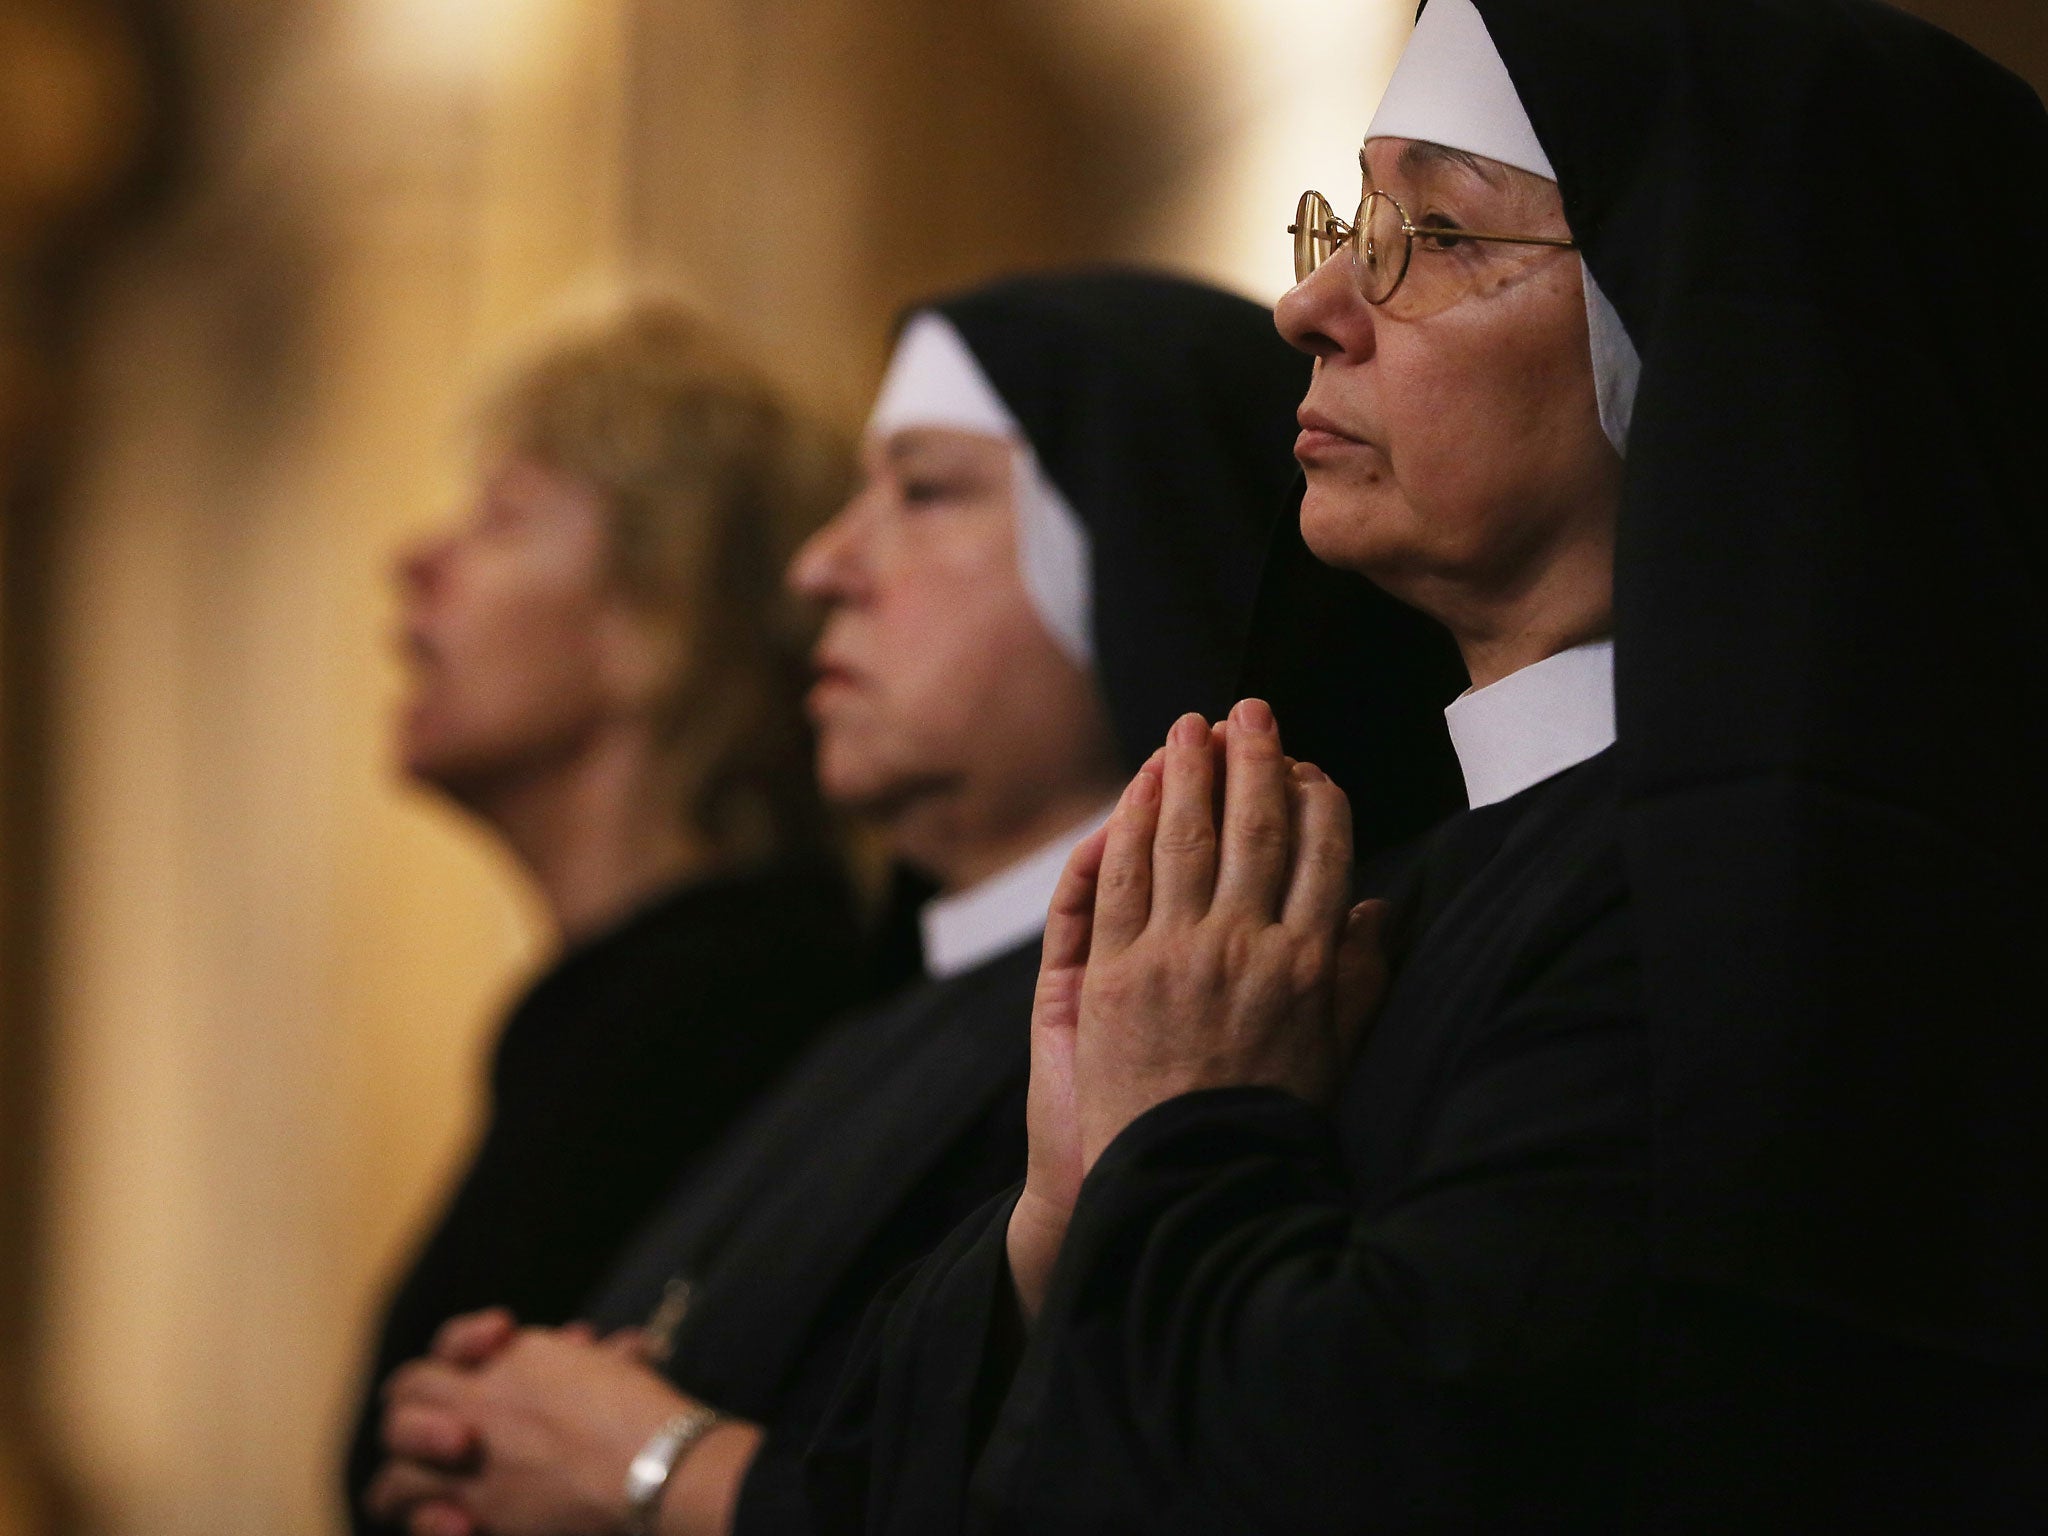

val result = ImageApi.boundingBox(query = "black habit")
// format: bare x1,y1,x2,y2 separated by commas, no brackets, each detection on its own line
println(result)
812,2,2048,1529
345,859,869,1533
562,271,1460,1535
811,745,1637,1536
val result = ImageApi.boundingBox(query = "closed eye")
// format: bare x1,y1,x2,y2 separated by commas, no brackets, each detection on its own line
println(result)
902,477,975,507
1413,213,1470,252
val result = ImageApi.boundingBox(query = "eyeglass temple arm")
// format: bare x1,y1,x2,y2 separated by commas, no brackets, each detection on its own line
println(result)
1406,225,1577,249
1287,222,1573,254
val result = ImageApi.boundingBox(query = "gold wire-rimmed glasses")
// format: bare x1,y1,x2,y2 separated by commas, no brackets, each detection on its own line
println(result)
1289,187,1579,307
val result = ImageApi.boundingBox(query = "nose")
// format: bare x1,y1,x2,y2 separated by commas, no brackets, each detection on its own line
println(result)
786,490,874,608
1275,251,1378,364
395,532,452,601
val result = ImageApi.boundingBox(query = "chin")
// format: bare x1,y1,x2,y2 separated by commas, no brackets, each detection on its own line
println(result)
398,724,509,804
1299,476,1414,580
396,723,447,785
813,736,885,812
814,737,953,827
400,744,473,798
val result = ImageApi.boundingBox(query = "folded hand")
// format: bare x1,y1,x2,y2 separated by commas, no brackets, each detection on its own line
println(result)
367,1320,754,1536
1007,699,1387,1317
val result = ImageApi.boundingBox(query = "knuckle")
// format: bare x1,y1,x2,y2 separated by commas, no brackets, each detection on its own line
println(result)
1216,922,1263,977
1097,860,1147,902
1301,778,1353,830
1297,823,1351,876
1234,806,1289,850
1289,942,1336,1000
1085,959,1143,1012
1234,734,1283,771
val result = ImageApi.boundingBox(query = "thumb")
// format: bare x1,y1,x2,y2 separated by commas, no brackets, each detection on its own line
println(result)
1332,899,1391,1050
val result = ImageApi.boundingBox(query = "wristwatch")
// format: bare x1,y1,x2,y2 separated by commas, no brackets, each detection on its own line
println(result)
622,1404,726,1536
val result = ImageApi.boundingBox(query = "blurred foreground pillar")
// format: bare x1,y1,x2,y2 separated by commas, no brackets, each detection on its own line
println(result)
0,5,152,1536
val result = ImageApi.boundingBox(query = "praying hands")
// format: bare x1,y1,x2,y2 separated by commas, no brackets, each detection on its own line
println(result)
1007,698,1390,1318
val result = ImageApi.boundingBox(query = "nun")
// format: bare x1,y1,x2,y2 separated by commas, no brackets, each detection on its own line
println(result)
362,271,1463,1536
817,2,2048,1531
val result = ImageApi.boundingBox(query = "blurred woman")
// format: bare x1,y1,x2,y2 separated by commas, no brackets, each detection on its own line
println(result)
347,304,874,1531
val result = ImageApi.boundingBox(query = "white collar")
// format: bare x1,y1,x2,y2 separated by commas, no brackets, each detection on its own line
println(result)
918,803,1117,980
1444,639,1616,809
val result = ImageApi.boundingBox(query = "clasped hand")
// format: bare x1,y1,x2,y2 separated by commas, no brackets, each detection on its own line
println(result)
1008,699,1388,1317
366,1310,756,1536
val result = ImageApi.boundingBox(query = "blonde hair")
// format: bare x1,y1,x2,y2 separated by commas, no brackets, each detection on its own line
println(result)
479,300,851,867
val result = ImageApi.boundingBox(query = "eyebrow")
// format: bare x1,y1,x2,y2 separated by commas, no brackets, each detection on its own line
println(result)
884,428,1004,469
886,430,947,462
1360,140,1506,187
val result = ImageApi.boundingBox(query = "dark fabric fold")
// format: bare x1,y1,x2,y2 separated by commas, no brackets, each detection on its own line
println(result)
808,1190,1023,1536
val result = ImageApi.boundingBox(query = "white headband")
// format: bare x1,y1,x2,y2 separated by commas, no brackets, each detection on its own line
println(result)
1366,0,1640,453
866,312,1095,666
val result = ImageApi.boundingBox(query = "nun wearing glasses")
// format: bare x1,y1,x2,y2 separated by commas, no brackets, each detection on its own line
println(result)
361,271,1462,1536
816,2,2048,1532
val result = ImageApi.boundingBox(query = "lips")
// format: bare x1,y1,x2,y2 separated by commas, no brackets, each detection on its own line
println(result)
1293,405,1379,464
806,652,863,714
810,648,859,686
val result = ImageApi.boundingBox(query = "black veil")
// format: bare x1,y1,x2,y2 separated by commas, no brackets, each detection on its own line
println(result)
1484,0,2048,1356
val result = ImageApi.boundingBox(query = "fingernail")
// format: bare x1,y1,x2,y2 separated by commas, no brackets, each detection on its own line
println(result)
1292,761,1327,785
1234,698,1276,734
1127,768,1159,805
1172,713,1208,747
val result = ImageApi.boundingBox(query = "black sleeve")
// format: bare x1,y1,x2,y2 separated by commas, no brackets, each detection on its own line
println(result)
804,1191,1024,1536
969,904,1647,1535
735,1230,1013,1536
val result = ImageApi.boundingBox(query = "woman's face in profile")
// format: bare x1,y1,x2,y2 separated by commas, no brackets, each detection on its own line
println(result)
1276,137,1621,626
788,426,1114,821
393,455,655,798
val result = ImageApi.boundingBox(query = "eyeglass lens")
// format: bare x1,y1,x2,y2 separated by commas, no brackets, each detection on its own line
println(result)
1292,190,1345,286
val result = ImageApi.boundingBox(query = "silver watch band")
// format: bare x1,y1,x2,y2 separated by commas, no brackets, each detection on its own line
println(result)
622,1405,725,1536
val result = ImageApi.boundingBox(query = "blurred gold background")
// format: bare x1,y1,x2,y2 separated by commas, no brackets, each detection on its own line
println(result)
0,2,2040,1533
